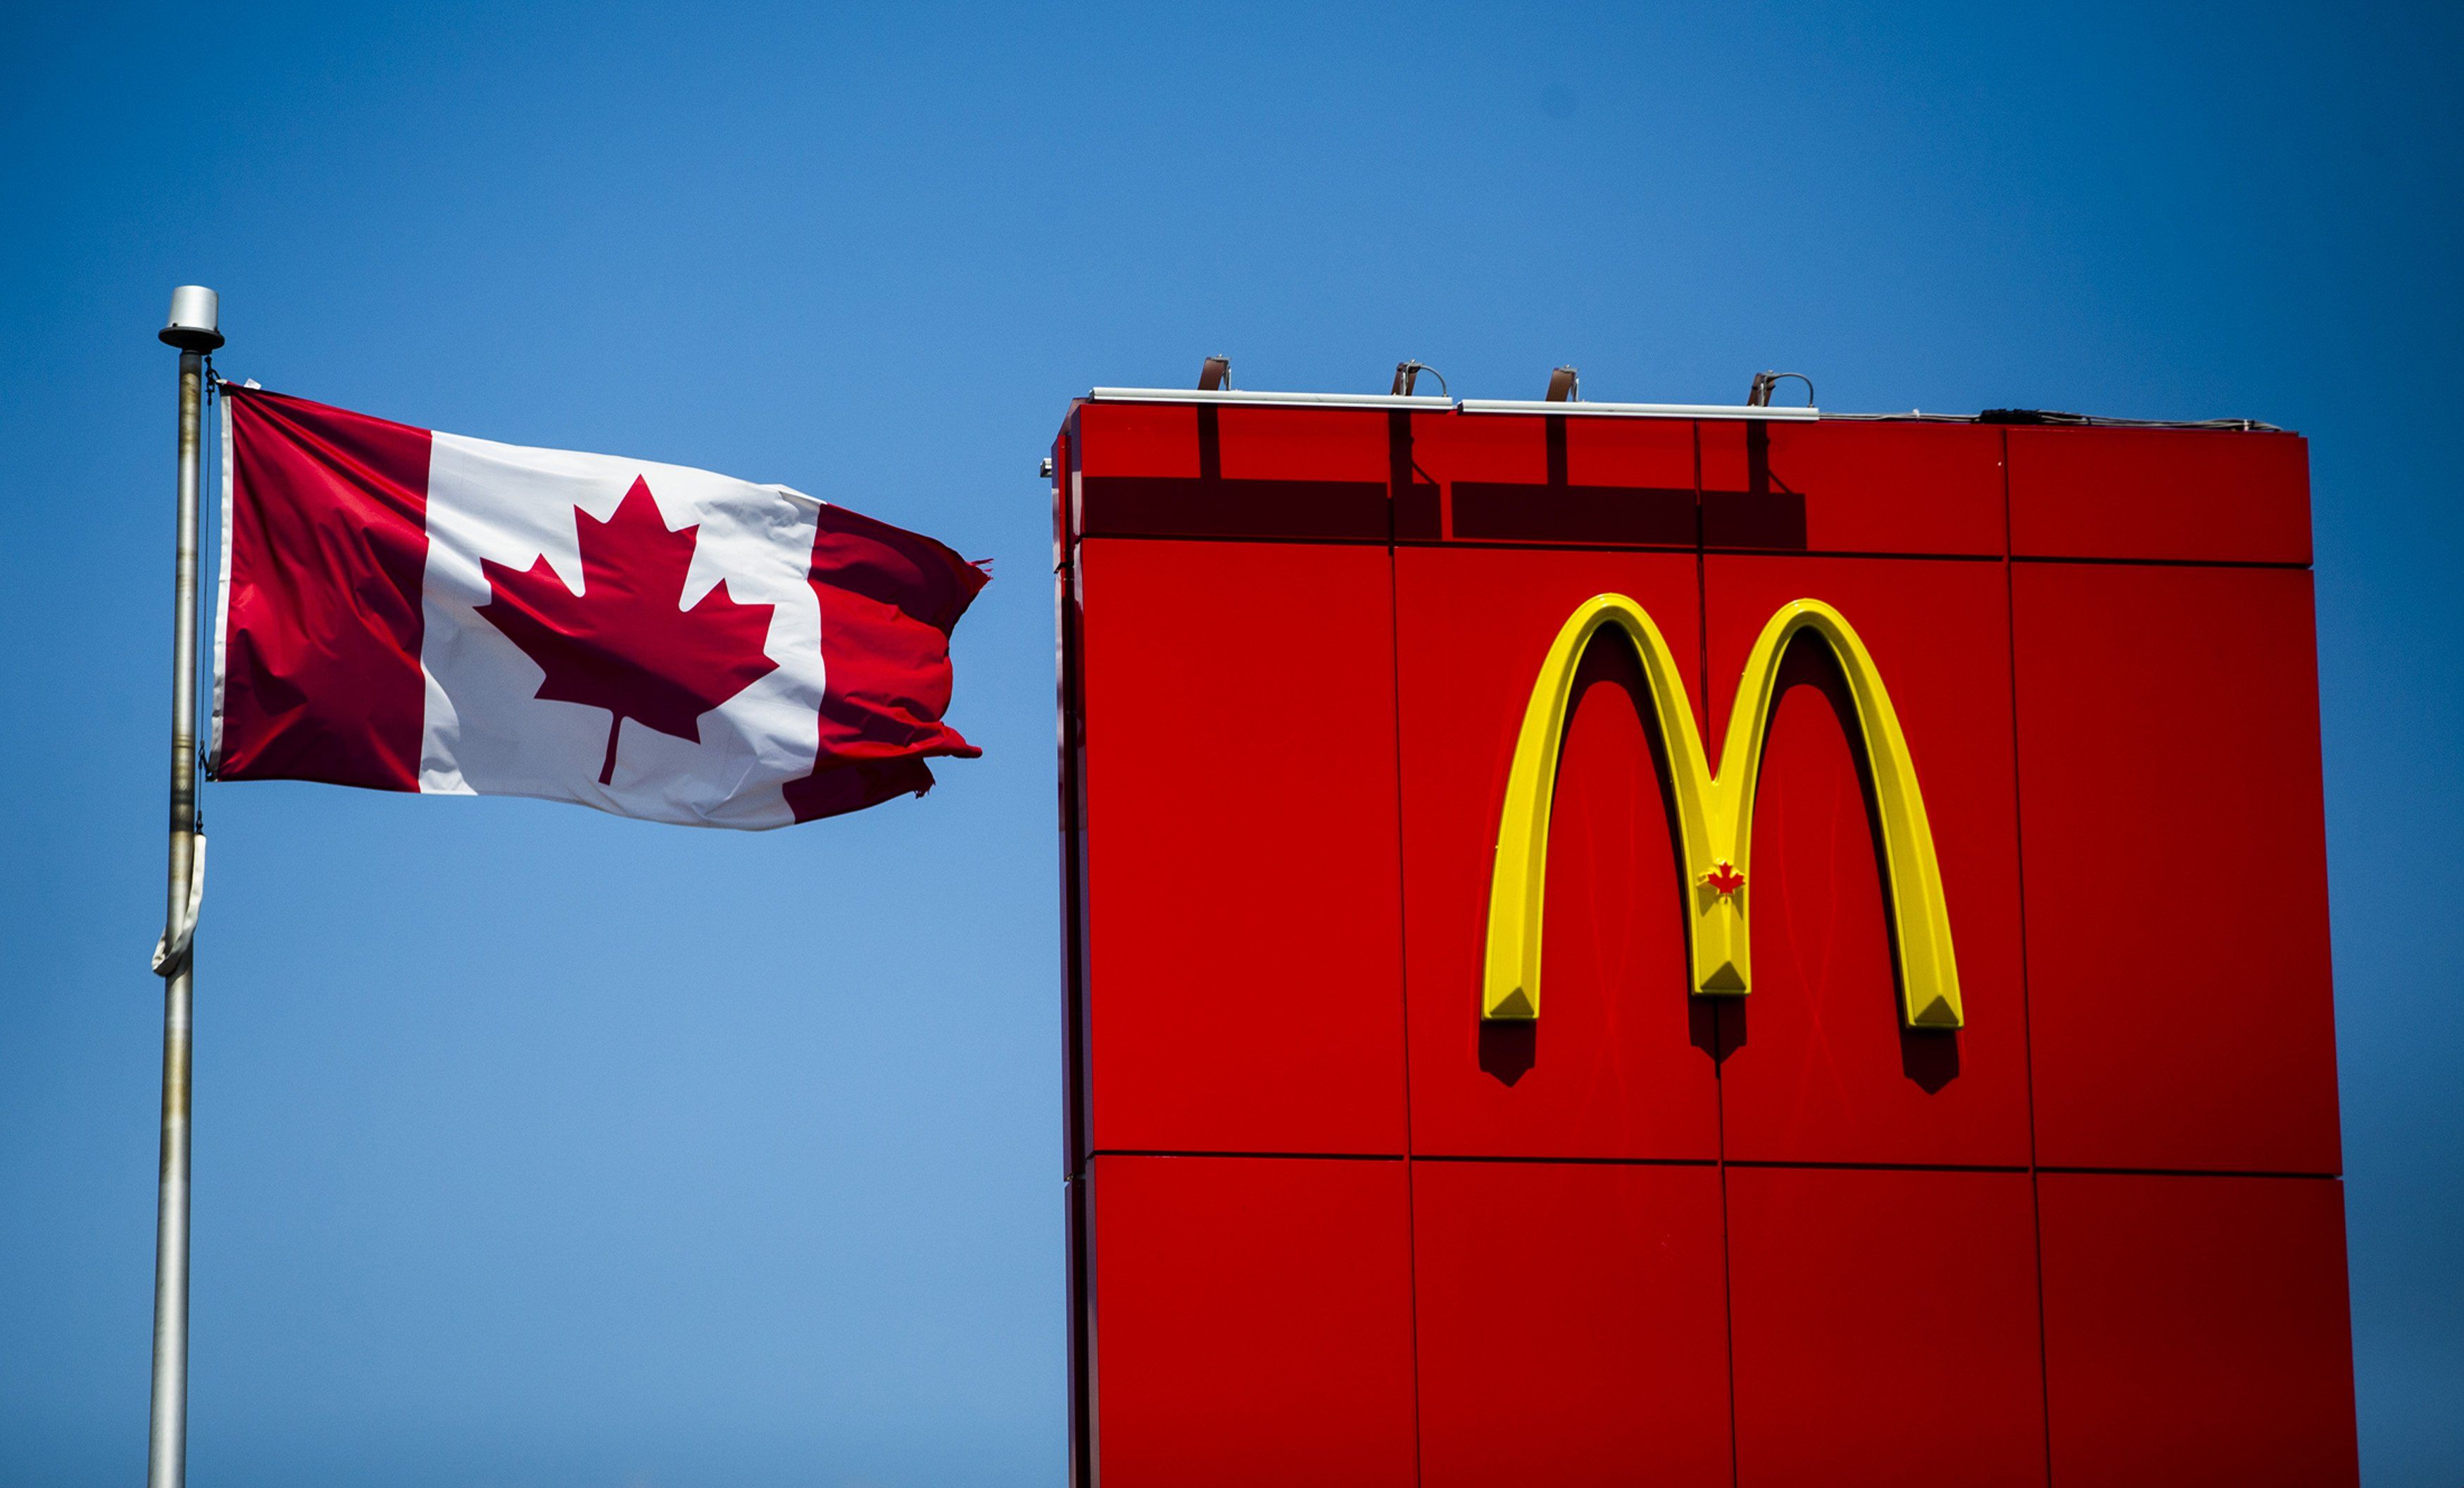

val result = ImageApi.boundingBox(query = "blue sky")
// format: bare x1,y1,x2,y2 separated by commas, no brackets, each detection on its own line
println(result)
3,4,2457,1484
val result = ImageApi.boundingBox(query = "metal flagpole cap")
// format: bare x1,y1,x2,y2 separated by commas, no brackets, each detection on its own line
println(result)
160,285,225,352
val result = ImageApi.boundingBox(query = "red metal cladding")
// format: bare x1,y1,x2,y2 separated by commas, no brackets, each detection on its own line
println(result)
1704,555,2034,1167
1057,395,2350,1487
2008,426,2311,564
1700,418,2007,556
1075,400,1202,477
2038,1173,2360,1486
1076,537,1408,1157
1073,401,1395,541
2013,563,2341,1173
1055,427,1089,1172
1087,1155,1419,1487
1407,411,1697,546
1414,1161,1733,1487
1726,1166,2050,1487
1395,546,1720,1161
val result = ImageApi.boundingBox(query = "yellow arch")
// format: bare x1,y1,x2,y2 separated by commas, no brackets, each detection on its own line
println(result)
1481,595,1962,1030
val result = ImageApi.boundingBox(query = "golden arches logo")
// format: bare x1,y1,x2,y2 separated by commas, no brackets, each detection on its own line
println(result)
1482,596,1963,1030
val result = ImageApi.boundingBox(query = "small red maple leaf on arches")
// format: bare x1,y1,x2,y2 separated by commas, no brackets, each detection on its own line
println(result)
1705,861,1746,896
477,477,780,784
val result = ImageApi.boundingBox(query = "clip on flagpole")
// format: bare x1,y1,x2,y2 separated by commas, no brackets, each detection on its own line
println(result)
146,285,221,1488
151,834,205,976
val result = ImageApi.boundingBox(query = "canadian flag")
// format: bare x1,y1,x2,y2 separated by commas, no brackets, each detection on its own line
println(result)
212,386,986,829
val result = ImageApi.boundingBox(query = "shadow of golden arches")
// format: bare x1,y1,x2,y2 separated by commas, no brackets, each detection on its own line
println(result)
1481,594,1963,1030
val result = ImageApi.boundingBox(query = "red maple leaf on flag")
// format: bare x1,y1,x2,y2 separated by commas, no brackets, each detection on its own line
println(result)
476,477,781,784
1705,861,1746,895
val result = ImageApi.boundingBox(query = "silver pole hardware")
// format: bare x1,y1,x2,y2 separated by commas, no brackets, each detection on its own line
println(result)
147,283,220,1488
1747,370,1814,408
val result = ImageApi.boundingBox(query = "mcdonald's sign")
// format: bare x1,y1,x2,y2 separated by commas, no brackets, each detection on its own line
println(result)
1483,593,1960,1028
1052,389,2356,1487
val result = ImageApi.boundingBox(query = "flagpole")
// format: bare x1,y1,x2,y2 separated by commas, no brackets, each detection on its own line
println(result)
149,286,221,1488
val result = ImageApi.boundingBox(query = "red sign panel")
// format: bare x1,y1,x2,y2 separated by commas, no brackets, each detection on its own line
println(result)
1053,396,2353,1485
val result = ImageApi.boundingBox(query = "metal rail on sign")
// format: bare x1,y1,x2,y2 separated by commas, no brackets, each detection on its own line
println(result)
1084,387,1820,420
1456,398,1819,420
1086,387,1455,411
